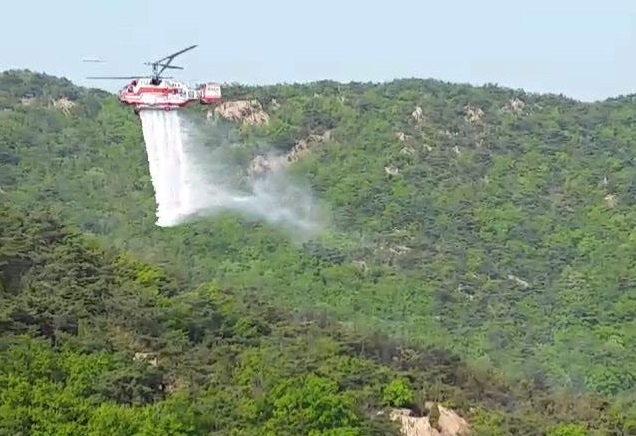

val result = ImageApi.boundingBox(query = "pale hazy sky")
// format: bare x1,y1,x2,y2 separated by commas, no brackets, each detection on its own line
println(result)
1,0,634,101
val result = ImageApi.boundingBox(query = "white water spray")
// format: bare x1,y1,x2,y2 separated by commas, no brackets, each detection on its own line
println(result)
139,110,195,227
138,109,327,238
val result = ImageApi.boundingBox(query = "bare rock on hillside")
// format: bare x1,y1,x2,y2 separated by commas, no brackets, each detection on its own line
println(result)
504,97,526,115
463,104,484,124
212,100,270,125
247,130,332,178
50,97,76,116
390,404,471,436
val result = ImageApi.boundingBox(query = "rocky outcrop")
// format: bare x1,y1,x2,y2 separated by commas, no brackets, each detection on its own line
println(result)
385,165,400,176
211,100,270,125
390,404,471,436
397,131,412,142
50,97,76,116
504,97,526,115
605,193,618,208
411,106,425,123
247,130,332,179
133,351,158,367
287,130,331,163
247,154,287,178
463,104,484,125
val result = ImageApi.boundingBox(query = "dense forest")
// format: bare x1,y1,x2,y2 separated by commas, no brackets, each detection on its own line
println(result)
2,69,636,434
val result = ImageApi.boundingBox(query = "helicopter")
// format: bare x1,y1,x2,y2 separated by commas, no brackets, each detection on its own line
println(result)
86,44,222,114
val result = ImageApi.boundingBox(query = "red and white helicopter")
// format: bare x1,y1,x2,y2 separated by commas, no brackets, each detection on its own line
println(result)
87,45,221,114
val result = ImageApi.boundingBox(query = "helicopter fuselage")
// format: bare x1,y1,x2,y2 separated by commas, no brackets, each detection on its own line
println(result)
118,77,221,112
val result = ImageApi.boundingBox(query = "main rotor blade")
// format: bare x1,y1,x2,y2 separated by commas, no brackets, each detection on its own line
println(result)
85,76,174,80
86,76,149,80
159,64,184,70
150,44,197,65
143,63,184,70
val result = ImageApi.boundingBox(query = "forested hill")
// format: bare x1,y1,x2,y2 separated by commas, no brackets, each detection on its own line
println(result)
2,68,636,434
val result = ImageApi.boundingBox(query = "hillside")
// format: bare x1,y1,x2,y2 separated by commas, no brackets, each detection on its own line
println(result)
2,69,636,434
0,204,406,435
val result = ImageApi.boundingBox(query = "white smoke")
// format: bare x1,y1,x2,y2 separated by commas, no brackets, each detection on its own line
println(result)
138,109,328,239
